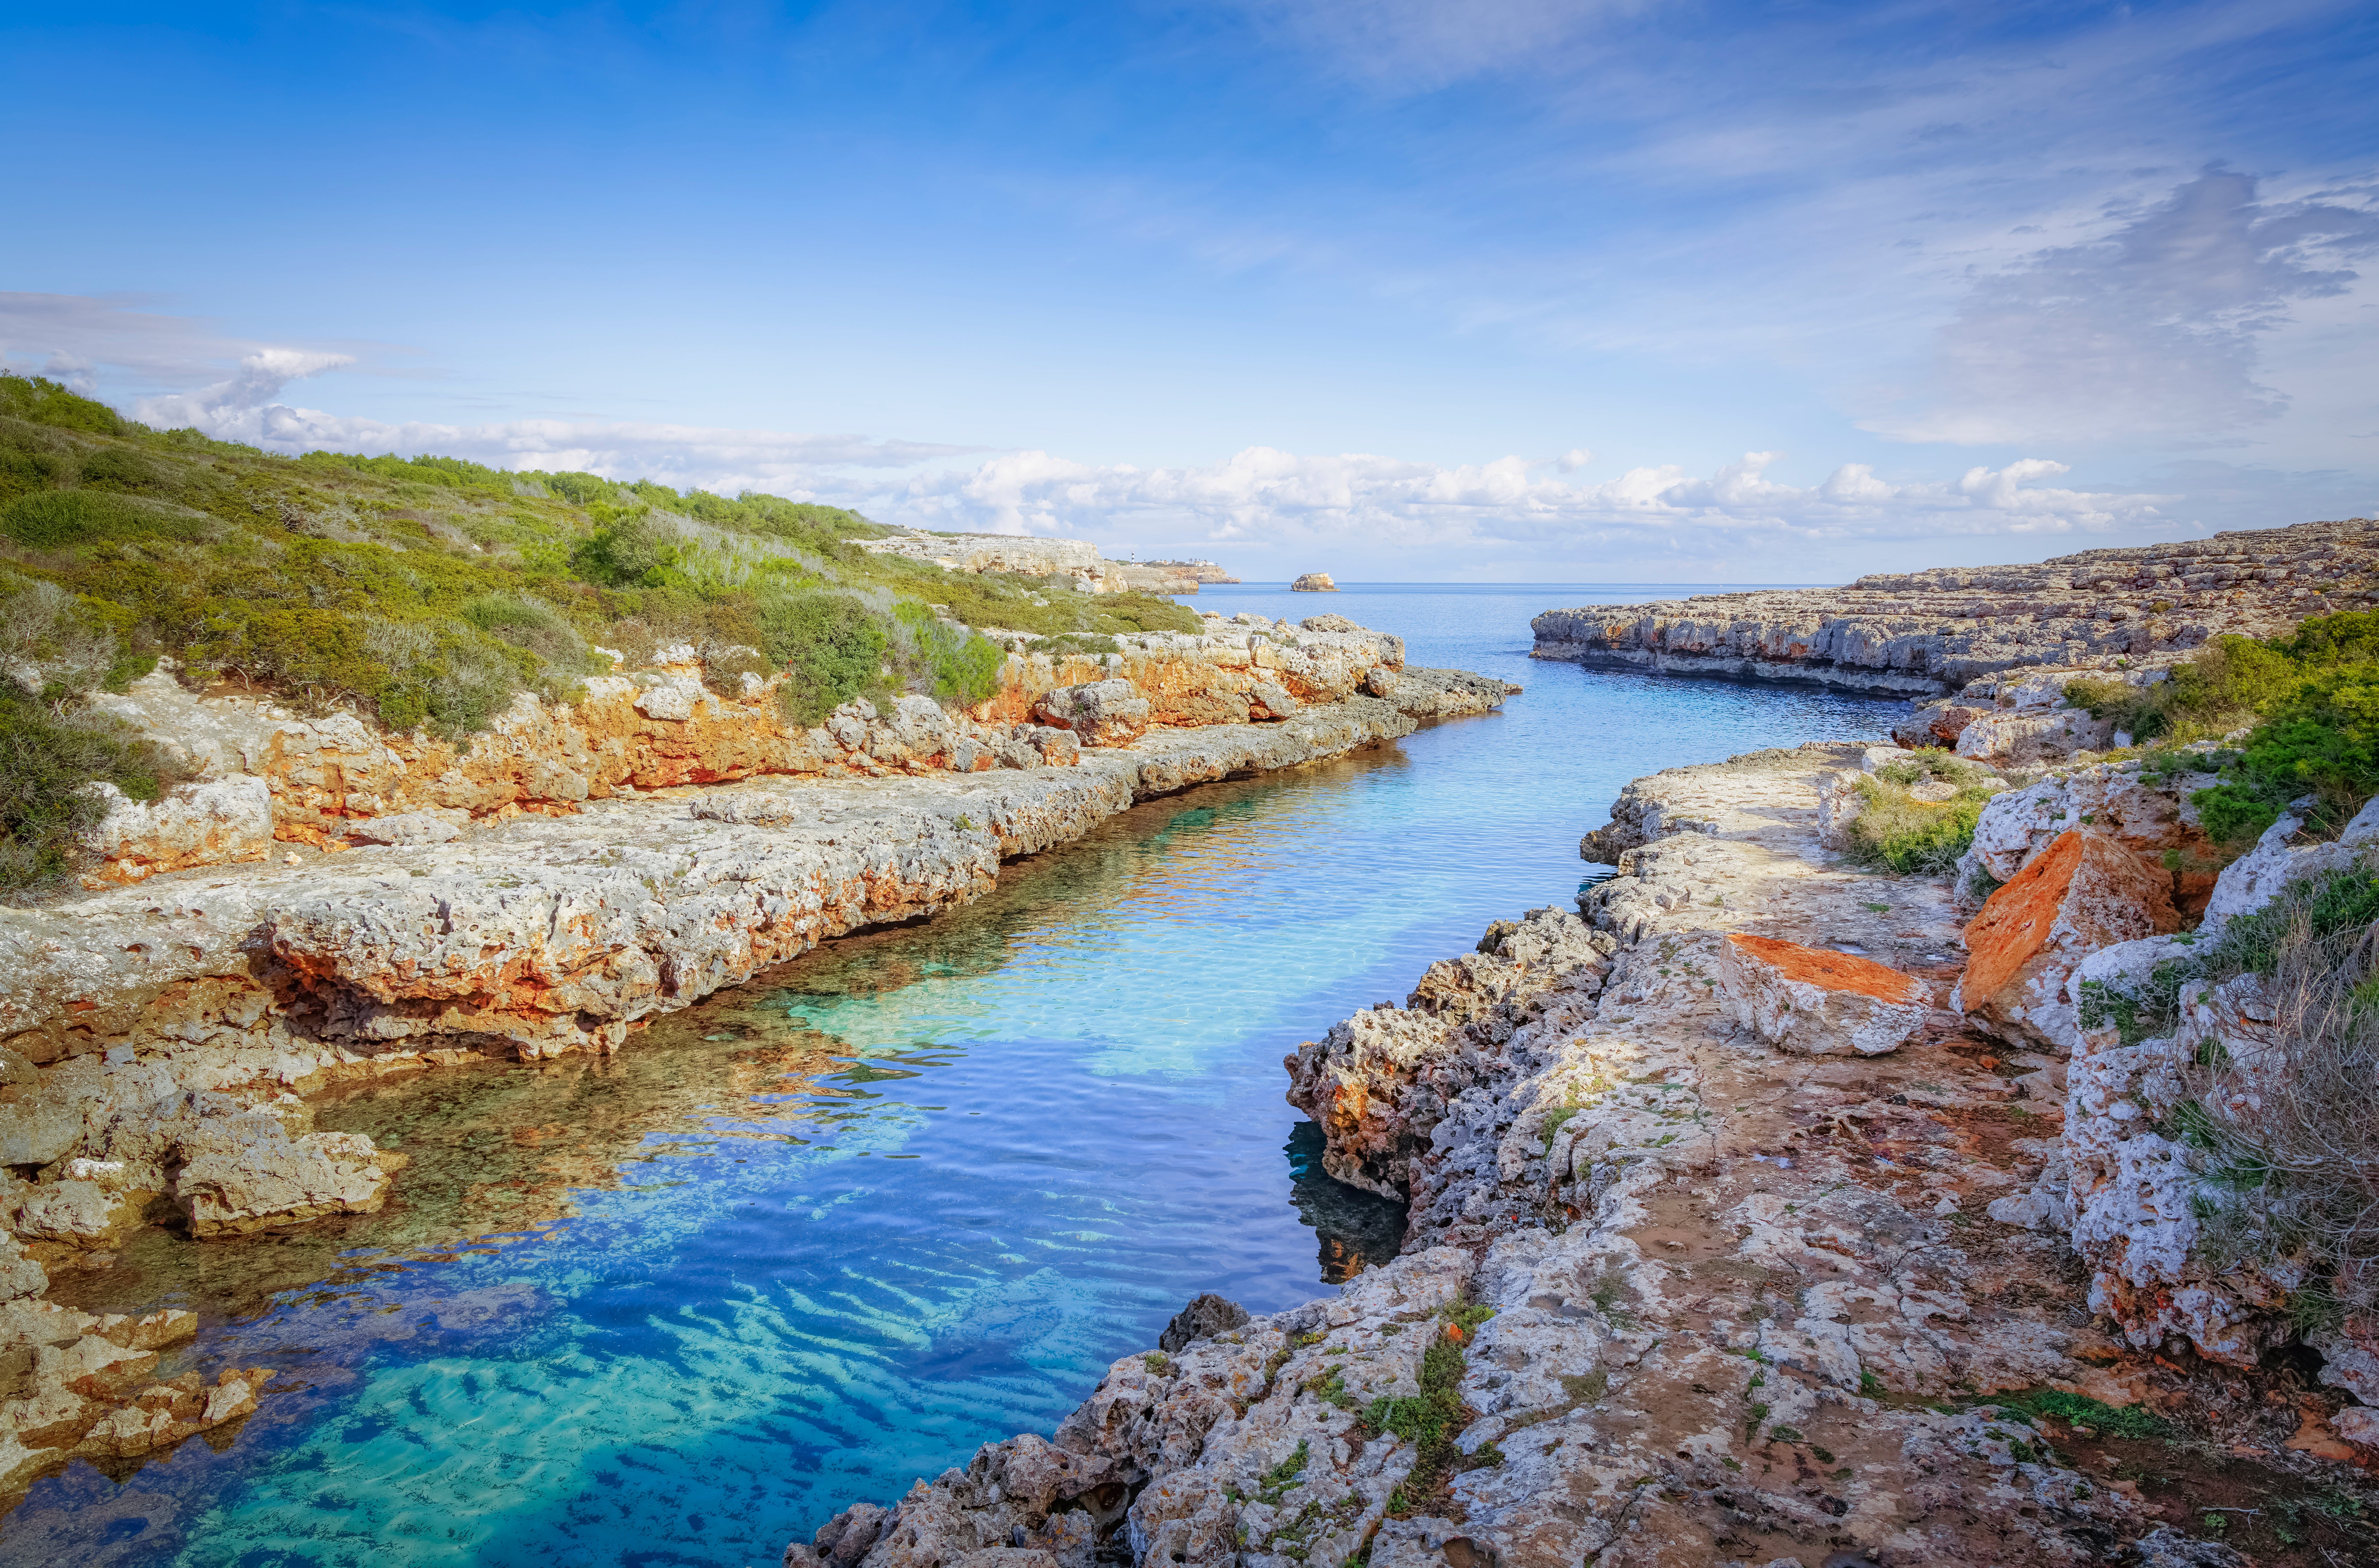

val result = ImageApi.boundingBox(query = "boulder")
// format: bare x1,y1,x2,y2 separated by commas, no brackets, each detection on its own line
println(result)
0,1233,44,1302
1021,725,1080,767
1156,1292,1250,1353
1031,681,1151,747
171,1114,397,1238
1719,934,1929,1056
1954,706,2116,764
2197,794,2379,934
1956,758,2212,896
1893,701,1993,750
1954,830,2179,1052
1290,572,1338,592
9,1179,143,1249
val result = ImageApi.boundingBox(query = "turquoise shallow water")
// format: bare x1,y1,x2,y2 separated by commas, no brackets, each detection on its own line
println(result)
8,585,1902,1568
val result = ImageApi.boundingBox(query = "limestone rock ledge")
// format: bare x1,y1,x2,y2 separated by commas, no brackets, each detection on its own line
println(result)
0,655,1512,1498
0,1297,267,1497
787,745,2289,1568
73,610,1475,888
1531,516,2377,695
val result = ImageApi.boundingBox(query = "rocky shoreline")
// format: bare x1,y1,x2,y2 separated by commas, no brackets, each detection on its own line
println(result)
782,734,2379,1563
0,610,1515,1499
1530,517,2378,695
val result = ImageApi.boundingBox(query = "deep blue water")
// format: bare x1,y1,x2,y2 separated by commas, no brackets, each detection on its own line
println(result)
7,585,1903,1568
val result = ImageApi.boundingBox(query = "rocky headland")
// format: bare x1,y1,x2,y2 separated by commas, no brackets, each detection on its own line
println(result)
1531,517,2378,695
0,608,1515,1497
779,524,2379,1568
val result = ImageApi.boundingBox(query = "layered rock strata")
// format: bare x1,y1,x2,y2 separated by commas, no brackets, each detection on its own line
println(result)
1531,516,2378,695
1113,559,1239,593
790,745,2367,1567
76,611,1424,887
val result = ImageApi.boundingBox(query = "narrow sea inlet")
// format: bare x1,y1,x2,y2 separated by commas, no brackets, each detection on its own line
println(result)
7,586,1901,1568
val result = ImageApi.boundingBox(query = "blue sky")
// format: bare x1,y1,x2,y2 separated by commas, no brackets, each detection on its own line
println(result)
6,0,2378,581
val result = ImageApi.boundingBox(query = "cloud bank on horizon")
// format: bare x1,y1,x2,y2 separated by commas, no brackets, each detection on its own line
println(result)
4,0,2376,581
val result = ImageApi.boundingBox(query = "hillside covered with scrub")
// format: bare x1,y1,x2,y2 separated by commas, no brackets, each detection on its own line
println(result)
0,372,1198,890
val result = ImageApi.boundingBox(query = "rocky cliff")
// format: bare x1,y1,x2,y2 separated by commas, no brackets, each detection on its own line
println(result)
788,742,2379,1568
1531,516,2379,695
0,610,1516,1502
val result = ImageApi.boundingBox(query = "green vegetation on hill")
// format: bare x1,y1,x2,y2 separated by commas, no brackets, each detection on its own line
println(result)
0,371,1199,893
2066,612,2379,843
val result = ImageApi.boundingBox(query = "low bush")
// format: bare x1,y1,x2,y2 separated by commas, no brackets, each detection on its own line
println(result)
892,602,1003,707
761,592,893,725
1,489,201,550
0,685,188,897
2170,873,2379,1324
1845,750,1998,876
2061,616,2379,846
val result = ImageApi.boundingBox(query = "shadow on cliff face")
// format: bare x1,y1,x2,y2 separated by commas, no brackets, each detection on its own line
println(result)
1285,1120,1405,1283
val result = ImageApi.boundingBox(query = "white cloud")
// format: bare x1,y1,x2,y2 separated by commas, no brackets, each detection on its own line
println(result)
126,349,981,484
870,446,2171,564
135,351,2174,568
0,297,2273,579
1865,169,2379,447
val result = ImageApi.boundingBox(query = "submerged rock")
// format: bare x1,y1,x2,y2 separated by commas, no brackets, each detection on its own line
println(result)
173,1112,399,1237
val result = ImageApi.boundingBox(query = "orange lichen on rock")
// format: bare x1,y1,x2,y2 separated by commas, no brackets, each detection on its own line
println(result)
1719,933,1930,1056
1722,933,1924,1004
1956,828,2178,1050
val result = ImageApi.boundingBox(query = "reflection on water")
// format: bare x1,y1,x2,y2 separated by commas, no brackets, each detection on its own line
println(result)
1285,1123,1404,1283
5,584,1903,1567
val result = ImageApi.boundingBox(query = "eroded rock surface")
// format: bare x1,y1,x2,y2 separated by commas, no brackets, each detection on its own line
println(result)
1953,830,2180,1053
790,744,2371,1566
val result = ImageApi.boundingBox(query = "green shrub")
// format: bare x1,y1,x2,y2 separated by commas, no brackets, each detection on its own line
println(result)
893,601,1003,707
1025,632,1120,658
2196,672,2379,842
1845,754,1996,876
2061,616,2379,844
0,684,186,896
460,592,605,696
761,592,892,725
0,373,126,436
571,515,681,588
365,619,535,739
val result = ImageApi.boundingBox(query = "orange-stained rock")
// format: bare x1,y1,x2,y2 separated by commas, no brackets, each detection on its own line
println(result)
1719,933,1929,1056
1955,829,2177,1051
